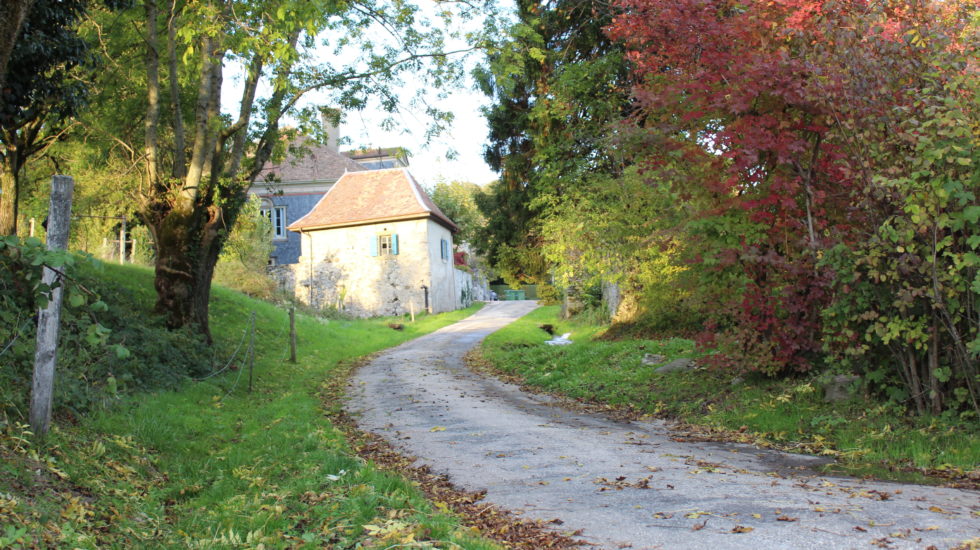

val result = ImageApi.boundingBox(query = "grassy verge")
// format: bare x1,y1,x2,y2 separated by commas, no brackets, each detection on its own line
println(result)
1,263,500,549
476,306,979,486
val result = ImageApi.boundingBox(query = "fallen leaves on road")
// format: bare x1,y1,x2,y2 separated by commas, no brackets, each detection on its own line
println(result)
334,410,582,549
593,476,652,491
732,525,754,533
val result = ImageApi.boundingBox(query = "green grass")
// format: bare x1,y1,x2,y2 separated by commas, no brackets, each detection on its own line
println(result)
479,306,980,484
0,263,497,549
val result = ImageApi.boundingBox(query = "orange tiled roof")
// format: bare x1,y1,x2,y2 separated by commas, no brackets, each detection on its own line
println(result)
287,168,458,232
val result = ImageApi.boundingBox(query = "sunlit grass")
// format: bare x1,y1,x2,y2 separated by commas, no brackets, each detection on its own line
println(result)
480,306,979,483
1,263,497,549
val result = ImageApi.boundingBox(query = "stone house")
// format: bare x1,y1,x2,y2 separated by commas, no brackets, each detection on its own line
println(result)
248,113,409,265
283,168,468,317
251,138,366,265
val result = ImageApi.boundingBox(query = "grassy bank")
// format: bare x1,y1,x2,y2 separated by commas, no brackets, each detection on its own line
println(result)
1,263,497,549
477,306,979,486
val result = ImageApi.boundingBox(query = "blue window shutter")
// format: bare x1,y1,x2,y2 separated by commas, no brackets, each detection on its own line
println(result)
369,235,378,257
392,234,399,255
440,238,447,260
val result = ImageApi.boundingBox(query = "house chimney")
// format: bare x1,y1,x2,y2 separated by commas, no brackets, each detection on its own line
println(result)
319,107,341,152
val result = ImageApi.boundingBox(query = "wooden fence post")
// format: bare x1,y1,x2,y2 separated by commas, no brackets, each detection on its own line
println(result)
30,175,75,438
247,311,256,393
288,306,297,363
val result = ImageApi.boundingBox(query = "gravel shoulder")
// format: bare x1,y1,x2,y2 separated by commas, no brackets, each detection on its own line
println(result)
346,301,979,550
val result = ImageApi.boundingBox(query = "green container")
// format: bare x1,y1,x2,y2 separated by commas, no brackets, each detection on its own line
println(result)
504,289,526,300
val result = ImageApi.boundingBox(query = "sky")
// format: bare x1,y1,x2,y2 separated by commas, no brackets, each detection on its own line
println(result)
332,72,499,188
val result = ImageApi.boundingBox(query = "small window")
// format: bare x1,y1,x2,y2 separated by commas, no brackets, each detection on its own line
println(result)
261,205,287,240
371,233,399,256
379,234,393,255
440,238,449,261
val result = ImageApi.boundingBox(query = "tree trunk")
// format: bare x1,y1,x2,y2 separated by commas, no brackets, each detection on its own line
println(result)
0,160,20,235
151,203,226,343
143,0,161,190
906,349,926,415
0,0,35,97
928,316,942,415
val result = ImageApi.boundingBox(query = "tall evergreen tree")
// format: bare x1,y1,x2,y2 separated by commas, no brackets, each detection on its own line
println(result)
474,0,630,285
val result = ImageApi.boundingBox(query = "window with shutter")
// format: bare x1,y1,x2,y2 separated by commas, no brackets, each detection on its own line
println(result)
375,234,398,256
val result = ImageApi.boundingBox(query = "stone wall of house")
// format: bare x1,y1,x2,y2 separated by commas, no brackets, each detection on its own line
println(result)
275,218,460,317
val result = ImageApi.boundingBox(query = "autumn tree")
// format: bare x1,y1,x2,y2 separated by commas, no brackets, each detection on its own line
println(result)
607,0,872,372
609,0,978,411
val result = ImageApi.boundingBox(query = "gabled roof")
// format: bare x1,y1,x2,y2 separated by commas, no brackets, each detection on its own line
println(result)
287,168,458,233
255,139,365,184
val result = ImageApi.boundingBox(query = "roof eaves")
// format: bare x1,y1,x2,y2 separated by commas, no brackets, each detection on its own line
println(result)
288,212,432,232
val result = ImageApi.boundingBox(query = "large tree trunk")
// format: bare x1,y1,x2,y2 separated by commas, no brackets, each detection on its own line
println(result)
151,203,226,342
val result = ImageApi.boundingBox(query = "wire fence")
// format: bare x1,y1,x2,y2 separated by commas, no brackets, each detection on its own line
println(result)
197,307,296,400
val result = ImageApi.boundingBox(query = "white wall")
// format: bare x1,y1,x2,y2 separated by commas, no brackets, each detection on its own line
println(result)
285,217,460,317
426,219,457,313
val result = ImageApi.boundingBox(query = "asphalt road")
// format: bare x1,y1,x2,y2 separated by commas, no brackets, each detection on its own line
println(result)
346,301,979,549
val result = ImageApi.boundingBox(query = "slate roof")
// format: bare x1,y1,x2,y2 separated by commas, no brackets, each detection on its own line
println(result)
255,138,365,183
287,168,458,232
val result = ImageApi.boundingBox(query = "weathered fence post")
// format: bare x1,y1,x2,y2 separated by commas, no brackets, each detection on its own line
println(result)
288,306,297,363
29,175,75,438
247,311,256,393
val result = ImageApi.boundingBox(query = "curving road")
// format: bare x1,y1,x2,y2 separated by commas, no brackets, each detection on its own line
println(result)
346,301,979,549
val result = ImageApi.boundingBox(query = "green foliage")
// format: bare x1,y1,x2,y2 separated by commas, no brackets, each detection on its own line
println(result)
539,167,705,332
213,195,278,299
816,14,980,415
474,0,630,286
428,180,485,245
0,248,209,420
